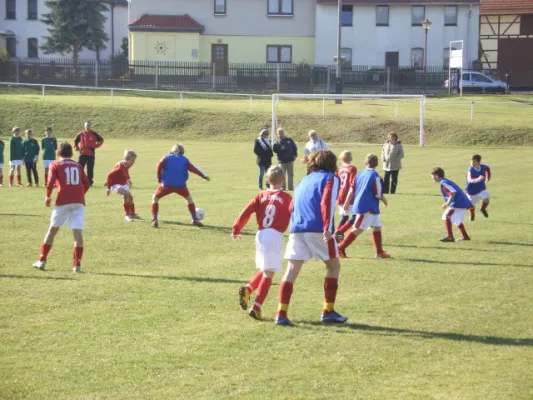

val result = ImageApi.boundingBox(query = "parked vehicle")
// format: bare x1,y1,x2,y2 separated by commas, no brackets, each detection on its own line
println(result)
444,71,509,94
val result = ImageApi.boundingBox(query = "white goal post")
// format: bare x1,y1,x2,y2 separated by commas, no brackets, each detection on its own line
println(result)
271,93,426,147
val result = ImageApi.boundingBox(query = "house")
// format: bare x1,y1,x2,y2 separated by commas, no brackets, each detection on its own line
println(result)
479,0,533,87
0,0,128,59
315,0,480,69
127,0,316,69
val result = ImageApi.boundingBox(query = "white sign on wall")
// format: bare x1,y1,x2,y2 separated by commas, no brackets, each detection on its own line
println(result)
450,49,463,69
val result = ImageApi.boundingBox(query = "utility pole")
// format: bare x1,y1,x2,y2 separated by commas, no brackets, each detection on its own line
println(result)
335,0,342,104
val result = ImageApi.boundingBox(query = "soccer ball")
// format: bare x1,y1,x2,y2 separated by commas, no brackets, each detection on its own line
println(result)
196,208,206,221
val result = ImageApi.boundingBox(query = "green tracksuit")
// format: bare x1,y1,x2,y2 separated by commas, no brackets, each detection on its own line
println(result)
42,137,57,161
23,138,40,163
10,136,24,161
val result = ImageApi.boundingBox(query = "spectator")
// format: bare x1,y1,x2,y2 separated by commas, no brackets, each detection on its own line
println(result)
381,132,404,194
253,129,273,189
74,121,104,187
273,128,297,191
304,130,328,160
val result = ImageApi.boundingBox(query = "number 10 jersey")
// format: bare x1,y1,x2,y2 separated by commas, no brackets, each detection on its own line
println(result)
46,159,90,206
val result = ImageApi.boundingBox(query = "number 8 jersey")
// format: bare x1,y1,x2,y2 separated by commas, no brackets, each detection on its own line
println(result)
46,159,90,206
232,189,293,235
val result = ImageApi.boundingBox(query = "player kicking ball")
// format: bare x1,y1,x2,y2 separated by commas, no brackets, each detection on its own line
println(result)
33,142,90,272
232,166,292,321
151,143,210,228
466,154,491,221
105,150,140,222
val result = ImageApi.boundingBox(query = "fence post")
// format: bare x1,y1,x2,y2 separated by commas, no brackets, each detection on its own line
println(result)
42,85,45,102
322,98,326,117
212,63,216,90
110,88,114,105
16,59,20,83
386,67,391,94
250,96,253,113
95,59,99,87
470,101,474,122
155,62,159,88
180,92,183,109
326,67,331,92
395,100,399,120
276,63,281,92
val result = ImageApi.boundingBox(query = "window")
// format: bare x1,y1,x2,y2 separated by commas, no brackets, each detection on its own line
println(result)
6,37,17,57
340,48,352,63
411,47,424,68
443,47,457,69
462,73,470,81
267,45,292,63
520,14,533,35
472,73,492,83
412,6,425,25
28,0,37,19
28,38,38,58
385,51,399,67
268,0,293,16
342,5,353,26
214,0,226,15
6,0,16,19
376,6,389,26
444,6,457,26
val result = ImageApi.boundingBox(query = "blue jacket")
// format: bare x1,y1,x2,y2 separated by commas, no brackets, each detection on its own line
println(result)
441,178,472,209
161,154,189,188
352,169,381,215
273,137,297,163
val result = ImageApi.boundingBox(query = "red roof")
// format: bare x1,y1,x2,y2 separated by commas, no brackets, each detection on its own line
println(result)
318,0,479,4
481,0,533,15
129,15,204,32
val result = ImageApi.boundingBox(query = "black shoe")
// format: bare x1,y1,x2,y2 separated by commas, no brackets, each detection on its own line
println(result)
480,209,489,218
469,214,475,221
440,236,455,242
456,236,471,241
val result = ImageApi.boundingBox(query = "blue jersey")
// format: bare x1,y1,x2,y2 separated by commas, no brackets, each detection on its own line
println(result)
157,153,207,188
441,178,472,209
352,168,382,215
465,164,491,195
289,171,339,233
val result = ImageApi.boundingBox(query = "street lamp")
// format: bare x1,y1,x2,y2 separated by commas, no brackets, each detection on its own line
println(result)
335,0,343,104
422,17,432,93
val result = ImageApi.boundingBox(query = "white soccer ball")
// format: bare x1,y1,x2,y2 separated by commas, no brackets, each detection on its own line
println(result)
196,208,206,221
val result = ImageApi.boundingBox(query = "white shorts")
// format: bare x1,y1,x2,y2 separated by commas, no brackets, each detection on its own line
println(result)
284,232,338,262
353,213,381,230
442,207,467,226
50,203,86,230
43,160,54,168
111,184,130,193
255,229,284,273
338,205,352,217
467,190,489,206
9,160,23,167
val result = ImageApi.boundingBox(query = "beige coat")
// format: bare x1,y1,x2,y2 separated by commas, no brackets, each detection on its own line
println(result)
381,141,404,171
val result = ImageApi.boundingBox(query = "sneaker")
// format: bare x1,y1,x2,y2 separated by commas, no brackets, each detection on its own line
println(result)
192,220,204,227
238,286,250,310
440,236,455,242
73,266,81,273
131,214,141,220
275,316,293,326
456,236,471,241
321,311,348,324
469,214,475,221
376,251,391,259
338,248,347,259
125,215,133,222
151,219,159,228
32,260,45,270
334,232,344,243
480,209,489,218
248,308,262,321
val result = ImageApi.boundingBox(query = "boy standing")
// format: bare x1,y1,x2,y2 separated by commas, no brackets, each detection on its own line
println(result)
333,150,357,242
9,127,24,187
233,166,292,320
337,154,390,259
74,121,104,186
42,127,57,186
106,150,140,222
430,167,472,242
466,154,491,220
23,129,40,187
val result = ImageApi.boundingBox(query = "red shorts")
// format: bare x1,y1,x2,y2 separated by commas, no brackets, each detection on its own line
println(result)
154,185,190,199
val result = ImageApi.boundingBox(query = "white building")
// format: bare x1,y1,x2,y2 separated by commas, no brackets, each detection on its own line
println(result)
315,0,480,68
0,0,128,59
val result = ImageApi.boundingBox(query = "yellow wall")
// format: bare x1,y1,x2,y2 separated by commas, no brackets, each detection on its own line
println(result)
130,32,201,62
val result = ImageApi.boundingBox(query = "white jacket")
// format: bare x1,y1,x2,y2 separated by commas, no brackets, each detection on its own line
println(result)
304,138,328,157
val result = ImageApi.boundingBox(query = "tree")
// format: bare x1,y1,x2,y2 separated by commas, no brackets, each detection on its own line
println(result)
41,0,109,62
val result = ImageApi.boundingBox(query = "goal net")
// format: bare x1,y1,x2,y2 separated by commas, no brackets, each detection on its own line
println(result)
271,94,426,146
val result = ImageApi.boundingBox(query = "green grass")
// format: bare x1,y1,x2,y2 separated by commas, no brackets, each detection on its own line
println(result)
1,140,532,399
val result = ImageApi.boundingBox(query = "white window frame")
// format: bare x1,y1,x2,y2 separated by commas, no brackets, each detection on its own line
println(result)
6,0,16,19
267,45,292,63
411,47,424,69
214,0,226,15
341,5,353,26
376,5,389,26
340,48,352,64
444,6,458,26
268,0,294,16
6,37,17,57
28,38,38,58
411,6,425,26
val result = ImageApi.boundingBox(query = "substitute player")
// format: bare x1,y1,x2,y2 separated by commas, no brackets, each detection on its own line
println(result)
0,136,4,186
466,154,491,221
9,127,23,187
151,144,210,228
42,127,57,186
276,150,348,326
337,153,390,259
232,166,292,321
431,167,472,242
105,150,140,222
32,142,90,272
333,150,357,242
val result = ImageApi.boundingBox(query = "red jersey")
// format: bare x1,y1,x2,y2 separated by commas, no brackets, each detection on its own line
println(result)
337,164,357,205
106,161,131,188
46,159,90,206
74,130,104,156
232,189,293,235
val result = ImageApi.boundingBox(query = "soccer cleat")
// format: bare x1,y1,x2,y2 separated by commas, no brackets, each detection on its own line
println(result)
151,219,159,228
456,236,471,241
469,214,475,221
376,251,391,259
338,248,347,259
275,316,293,326
192,220,204,227
73,266,81,273
238,286,250,310
334,232,344,243
248,308,262,321
321,311,348,324
125,215,133,222
481,209,489,218
440,236,455,242
131,214,141,220
32,261,45,270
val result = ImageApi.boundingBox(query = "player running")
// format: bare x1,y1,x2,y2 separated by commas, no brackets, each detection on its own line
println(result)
105,150,140,222
32,142,90,272
466,154,491,221
333,150,357,242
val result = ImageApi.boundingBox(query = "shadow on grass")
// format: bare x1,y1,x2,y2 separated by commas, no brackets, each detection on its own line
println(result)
91,271,244,284
391,193,442,197
160,220,254,236
0,213,40,217
389,244,508,253
487,241,533,247
403,257,532,268
0,274,74,281
299,321,533,347
485,220,533,227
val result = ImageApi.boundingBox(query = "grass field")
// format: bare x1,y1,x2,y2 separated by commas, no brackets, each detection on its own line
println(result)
1,140,532,399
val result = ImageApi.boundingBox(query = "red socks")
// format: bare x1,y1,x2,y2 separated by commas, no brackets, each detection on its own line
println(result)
73,246,83,267
9,175,13,185
0,175,3,185
445,219,454,237
469,207,475,217
339,231,357,251
39,243,52,262
277,281,294,319
480,202,488,211
151,203,159,219
123,202,136,216
323,278,338,315
253,276,273,311
372,230,383,254
247,271,263,293
123,202,129,216
188,203,197,220
458,223,469,238
338,221,353,234
17,175,21,185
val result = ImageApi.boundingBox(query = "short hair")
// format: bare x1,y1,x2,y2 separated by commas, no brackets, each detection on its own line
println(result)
124,149,137,160
364,153,379,168
388,132,398,141
25,129,33,135
431,167,445,178
472,154,481,162
57,142,73,158
339,150,352,163
12,126,20,134
45,127,52,132
308,130,317,138
307,150,337,173
260,129,269,136
266,165,285,185
276,128,284,135
170,143,185,155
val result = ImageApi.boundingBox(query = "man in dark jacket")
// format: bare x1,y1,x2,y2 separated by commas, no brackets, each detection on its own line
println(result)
254,129,273,189
74,121,104,186
273,128,297,190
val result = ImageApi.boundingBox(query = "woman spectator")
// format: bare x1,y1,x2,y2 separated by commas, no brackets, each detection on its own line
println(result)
304,130,328,161
381,132,404,194
254,129,273,189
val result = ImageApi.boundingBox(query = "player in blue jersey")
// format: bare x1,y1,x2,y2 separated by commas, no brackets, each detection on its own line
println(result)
466,154,491,221
276,150,348,326
337,153,391,259
431,167,472,242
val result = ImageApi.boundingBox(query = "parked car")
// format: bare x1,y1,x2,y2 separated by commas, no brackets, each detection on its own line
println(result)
444,71,509,94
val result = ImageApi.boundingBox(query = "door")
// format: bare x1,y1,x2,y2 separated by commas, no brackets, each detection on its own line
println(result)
385,52,399,68
211,44,228,76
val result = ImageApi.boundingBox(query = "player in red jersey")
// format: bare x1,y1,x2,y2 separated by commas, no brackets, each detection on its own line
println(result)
333,150,357,242
232,166,292,321
105,150,140,222
32,142,90,273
